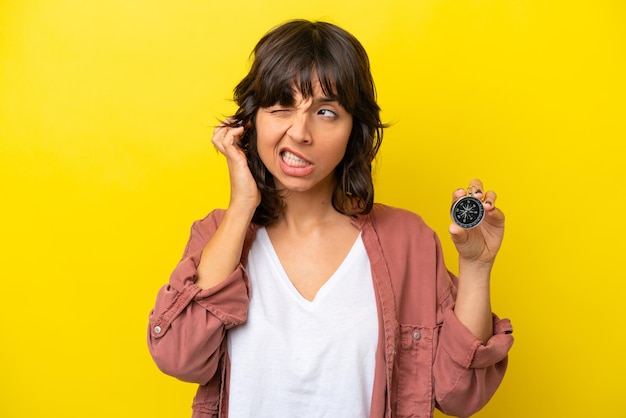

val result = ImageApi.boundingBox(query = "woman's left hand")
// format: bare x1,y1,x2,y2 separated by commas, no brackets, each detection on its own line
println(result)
449,179,505,267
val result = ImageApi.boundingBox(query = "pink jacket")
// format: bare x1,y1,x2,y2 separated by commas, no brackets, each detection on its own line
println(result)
148,204,513,418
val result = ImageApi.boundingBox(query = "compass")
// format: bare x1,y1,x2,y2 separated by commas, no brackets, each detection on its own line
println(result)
451,188,485,229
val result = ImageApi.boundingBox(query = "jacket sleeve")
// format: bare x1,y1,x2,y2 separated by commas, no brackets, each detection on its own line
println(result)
433,237,514,416
147,211,250,385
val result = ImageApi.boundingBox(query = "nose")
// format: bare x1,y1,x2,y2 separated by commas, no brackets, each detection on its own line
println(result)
285,112,312,144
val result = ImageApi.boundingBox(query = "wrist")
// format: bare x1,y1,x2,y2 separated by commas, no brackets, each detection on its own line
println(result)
459,257,493,274
226,202,257,223
458,259,493,286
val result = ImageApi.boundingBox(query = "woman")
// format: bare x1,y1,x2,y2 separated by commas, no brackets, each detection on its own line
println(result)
148,19,513,418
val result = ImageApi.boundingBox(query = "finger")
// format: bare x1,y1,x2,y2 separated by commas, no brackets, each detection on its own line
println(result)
468,178,485,199
211,124,228,150
212,120,231,135
448,222,469,245
211,118,241,141
483,190,497,210
219,126,246,161
212,122,242,146
451,180,483,206
452,187,467,202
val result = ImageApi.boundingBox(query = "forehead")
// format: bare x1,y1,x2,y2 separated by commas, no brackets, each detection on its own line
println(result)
293,76,339,100
261,68,340,108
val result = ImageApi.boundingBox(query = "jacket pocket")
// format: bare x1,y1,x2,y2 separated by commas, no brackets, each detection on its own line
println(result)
395,324,436,418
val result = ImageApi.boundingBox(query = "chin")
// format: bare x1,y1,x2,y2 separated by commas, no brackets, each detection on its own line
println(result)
276,179,330,195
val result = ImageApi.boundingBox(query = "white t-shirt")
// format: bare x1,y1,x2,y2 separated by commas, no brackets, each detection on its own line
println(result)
227,227,378,418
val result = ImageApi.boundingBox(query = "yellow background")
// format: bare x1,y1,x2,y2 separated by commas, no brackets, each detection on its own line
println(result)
1,1,624,417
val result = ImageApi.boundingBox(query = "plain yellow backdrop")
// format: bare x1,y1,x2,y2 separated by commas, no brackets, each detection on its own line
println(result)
1,1,625,417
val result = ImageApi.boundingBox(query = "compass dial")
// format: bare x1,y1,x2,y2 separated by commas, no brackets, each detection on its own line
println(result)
451,195,485,229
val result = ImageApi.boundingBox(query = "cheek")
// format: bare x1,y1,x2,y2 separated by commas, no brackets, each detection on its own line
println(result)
253,119,271,153
255,135,273,167
254,130,278,170
255,118,286,148
333,125,353,158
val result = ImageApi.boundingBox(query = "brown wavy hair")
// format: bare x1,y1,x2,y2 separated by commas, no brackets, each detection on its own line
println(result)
227,20,384,226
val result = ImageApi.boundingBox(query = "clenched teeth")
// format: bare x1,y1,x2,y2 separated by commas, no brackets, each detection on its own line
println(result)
281,151,310,167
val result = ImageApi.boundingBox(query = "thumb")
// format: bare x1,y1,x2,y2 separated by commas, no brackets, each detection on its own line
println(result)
448,223,470,246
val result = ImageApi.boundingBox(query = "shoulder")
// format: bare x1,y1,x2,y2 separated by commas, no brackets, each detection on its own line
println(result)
191,208,259,237
176,210,228,258
364,204,443,258
190,209,227,237
197,208,227,227
183,209,258,260
369,203,435,238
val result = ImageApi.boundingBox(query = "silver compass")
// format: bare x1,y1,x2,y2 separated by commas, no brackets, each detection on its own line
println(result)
451,186,485,229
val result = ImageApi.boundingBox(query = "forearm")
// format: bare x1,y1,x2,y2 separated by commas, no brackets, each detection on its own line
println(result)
149,290,225,383
195,206,254,289
149,258,250,383
454,261,493,343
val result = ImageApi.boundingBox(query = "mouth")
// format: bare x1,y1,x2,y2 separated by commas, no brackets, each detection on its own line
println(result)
280,150,312,167
278,149,315,178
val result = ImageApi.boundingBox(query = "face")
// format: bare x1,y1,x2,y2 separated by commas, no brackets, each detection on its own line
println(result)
254,81,353,195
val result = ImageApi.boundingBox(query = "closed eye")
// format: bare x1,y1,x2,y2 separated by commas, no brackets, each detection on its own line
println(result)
264,106,293,117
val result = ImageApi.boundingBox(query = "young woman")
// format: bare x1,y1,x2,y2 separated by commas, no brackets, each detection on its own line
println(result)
148,19,513,418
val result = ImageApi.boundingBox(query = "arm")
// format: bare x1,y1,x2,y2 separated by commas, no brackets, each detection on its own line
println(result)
450,179,505,343
196,122,259,289
434,277,513,416
148,122,260,384
434,180,513,415
147,214,251,384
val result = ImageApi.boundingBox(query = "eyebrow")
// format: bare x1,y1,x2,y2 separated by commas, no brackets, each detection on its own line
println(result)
272,92,341,109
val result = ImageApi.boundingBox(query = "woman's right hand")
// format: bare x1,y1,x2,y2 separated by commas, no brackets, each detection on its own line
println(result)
212,122,261,214
195,122,260,290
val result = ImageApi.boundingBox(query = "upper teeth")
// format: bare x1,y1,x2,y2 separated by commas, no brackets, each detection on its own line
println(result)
282,151,308,166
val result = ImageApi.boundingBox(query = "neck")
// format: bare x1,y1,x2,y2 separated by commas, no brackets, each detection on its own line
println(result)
272,187,347,234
